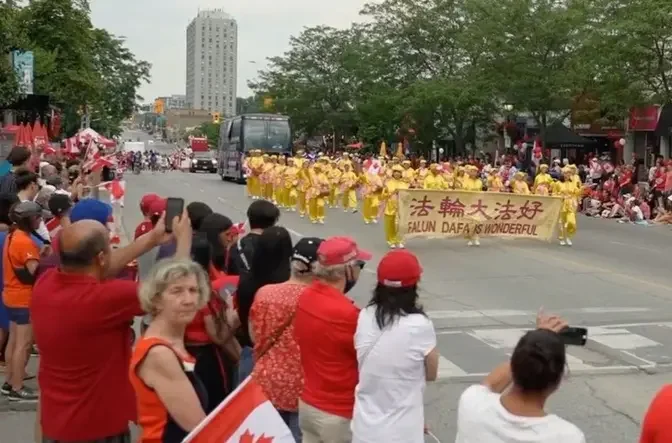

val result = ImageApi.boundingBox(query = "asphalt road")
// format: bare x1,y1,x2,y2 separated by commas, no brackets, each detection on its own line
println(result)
4,139,672,441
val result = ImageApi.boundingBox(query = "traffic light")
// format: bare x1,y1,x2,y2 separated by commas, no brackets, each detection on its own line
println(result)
154,99,165,114
263,97,273,109
213,112,221,123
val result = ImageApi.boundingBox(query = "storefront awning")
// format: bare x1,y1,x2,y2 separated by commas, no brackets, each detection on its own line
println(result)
654,104,672,137
544,121,596,149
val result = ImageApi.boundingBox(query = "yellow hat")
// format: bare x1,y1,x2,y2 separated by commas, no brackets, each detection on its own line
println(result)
392,165,404,173
420,159,427,164
402,160,411,166
429,163,439,170
262,153,269,158
515,171,526,178
539,164,549,170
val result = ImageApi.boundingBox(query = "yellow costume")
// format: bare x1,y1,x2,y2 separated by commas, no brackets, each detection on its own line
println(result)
423,164,449,190
381,165,409,248
415,160,429,187
328,161,343,208
453,167,465,190
340,164,359,212
441,163,455,189
296,162,312,217
533,164,554,196
401,160,416,186
462,166,483,246
362,171,383,224
486,170,504,192
247,150,264,199
260,154,273,200
308,163,330,224
274,156,287,207
283,158,299,211
511,172,531,195
555,168,580,245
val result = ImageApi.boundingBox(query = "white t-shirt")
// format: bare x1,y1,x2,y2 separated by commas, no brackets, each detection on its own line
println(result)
455,385,586,443
351,306,436,443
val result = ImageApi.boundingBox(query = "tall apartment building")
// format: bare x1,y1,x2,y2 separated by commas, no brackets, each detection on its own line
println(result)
165,94,187,110
185,9,238,117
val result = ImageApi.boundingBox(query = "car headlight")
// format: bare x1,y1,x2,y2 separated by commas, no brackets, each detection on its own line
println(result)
243,174,249,179
192,160,197,164
211,159,217,164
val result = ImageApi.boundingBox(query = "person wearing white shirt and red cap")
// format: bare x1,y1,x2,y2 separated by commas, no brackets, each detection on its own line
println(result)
294,236,371,443
352,250,439,443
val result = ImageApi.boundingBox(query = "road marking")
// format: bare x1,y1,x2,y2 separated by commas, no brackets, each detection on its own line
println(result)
427,307,651,320
438,356,468,378
589,333,660,350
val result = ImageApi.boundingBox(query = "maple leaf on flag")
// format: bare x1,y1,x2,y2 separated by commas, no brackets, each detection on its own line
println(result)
239,430,274,443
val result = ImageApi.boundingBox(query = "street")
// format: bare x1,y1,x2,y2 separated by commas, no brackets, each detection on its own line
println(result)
3,135,672,441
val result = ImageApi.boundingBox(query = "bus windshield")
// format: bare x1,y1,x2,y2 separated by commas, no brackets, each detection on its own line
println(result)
243,118,290,151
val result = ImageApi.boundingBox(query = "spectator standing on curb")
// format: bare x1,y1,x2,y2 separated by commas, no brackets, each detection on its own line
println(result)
455,311,585,443
31,211,192,443
0,147,32,194
1,201,47,402
352,250,438,443
226,199,279,276
16,170,52,245
156,201,212,261
236,226,292,384
294,236,370,442
130,258,209,443
250,237,324,441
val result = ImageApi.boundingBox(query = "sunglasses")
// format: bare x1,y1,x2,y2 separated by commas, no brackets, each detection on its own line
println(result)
355,260,366,270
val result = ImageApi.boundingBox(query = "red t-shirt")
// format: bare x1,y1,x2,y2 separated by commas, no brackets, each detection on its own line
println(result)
185,297,224,344
294,280,359,419
134,220,153,240
641,384,672,443
31,270,144,440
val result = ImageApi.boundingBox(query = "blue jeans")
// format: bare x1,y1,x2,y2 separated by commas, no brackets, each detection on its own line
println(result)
237,346,254,386
278,410,301,442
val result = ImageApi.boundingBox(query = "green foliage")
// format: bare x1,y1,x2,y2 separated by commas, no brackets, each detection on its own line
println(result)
0,0,150,138
190,122,221,148
249,0,672,151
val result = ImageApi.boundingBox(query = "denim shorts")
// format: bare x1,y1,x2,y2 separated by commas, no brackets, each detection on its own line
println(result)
6,307,30,325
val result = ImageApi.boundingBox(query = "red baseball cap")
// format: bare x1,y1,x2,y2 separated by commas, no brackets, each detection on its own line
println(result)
148,198,167,215
140,193,160,214
317,236,372,266
377,250,422,288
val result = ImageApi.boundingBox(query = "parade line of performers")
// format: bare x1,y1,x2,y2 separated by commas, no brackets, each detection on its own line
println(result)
242,150,582,248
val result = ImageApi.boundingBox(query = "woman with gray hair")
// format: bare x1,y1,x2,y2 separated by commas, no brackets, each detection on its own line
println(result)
129,258,211,442
249,237,324,441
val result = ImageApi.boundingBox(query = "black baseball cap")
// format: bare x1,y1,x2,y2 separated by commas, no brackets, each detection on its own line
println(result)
292,237,324,266
11,201,50,219
48,194,73,217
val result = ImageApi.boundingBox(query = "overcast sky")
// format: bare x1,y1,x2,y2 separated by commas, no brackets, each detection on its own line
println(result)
90,1,373,103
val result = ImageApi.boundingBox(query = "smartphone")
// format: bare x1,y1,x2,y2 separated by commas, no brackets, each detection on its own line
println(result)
559,326,588,346
164,197,184,233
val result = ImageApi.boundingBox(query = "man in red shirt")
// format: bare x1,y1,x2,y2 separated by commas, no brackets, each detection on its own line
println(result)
31,211,192,442
294,236,371,442
134,193,160,240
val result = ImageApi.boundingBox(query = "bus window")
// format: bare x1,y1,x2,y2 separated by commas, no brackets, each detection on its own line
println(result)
231,118,242,141
243,119,266,150
268,120,291,150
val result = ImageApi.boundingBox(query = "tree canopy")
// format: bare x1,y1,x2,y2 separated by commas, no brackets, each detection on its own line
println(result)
250,0,671,153
0,0,150,138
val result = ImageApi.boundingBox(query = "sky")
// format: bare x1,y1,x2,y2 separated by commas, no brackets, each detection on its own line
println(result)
90,0,374,104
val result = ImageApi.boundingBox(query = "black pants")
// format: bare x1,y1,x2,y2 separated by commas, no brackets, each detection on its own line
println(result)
186,343,233,413
42,430,131,443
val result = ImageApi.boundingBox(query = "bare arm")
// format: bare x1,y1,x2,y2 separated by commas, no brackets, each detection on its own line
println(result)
425,347,439,382
137,346,206,432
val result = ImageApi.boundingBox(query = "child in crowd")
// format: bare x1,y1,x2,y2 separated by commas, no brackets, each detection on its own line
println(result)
134,193,161,239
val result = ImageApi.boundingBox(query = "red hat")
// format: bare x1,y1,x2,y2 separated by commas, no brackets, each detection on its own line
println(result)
148,198,167,215
317,236,372,266
377,250,422,288
140,193,160,214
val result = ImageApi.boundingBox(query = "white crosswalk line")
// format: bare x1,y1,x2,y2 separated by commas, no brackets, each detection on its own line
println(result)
437,356,468,378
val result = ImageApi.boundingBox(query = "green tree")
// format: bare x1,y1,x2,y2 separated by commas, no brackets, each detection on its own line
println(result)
0,3,23,107
191,122,221,148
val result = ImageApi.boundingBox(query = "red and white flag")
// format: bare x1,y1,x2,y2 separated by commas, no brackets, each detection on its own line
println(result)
183,377,295,443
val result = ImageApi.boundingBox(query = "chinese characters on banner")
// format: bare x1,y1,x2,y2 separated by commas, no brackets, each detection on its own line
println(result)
398,190,563,242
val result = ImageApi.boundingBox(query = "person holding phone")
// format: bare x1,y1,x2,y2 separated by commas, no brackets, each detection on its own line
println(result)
455,311,586,443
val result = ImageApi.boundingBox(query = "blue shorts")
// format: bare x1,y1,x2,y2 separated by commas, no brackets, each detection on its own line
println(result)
6,307,30,325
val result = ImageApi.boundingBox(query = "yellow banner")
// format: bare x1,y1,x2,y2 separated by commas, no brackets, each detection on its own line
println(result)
398,190,563,242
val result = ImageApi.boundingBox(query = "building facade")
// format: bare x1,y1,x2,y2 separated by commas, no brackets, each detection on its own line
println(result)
185,9,238,117
165,94,187,110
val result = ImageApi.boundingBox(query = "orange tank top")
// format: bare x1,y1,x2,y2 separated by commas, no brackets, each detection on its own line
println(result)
129,337,207,443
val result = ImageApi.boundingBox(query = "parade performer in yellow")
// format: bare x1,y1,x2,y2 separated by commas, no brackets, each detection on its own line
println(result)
308,162,330,224
247,150,264,199
385,157,402,179
423,163,449,190
401,160,416,186
533,164,554,196
381,165,409,249
415,159,429,187
555,167,580,246
511,171,531,194
340,162,359,213
462,165,484,247
260,154,273,200
328,159,343,208
362,168,384,224
293,149,305,169
296,161,312,217
274,156,287,208
337,152,352,170
486,168,505,192
283,157,299,212
453,166,466,190
441,162,455,189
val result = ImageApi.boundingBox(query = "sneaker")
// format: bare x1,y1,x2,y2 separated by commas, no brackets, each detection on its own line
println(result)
1,382,10,395
467,241,473,246
7,386,38,402
559,240,566,246
474,239,481,246
566,238,573,246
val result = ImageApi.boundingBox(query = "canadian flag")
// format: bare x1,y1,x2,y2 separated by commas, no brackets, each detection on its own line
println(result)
183,377,295,443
